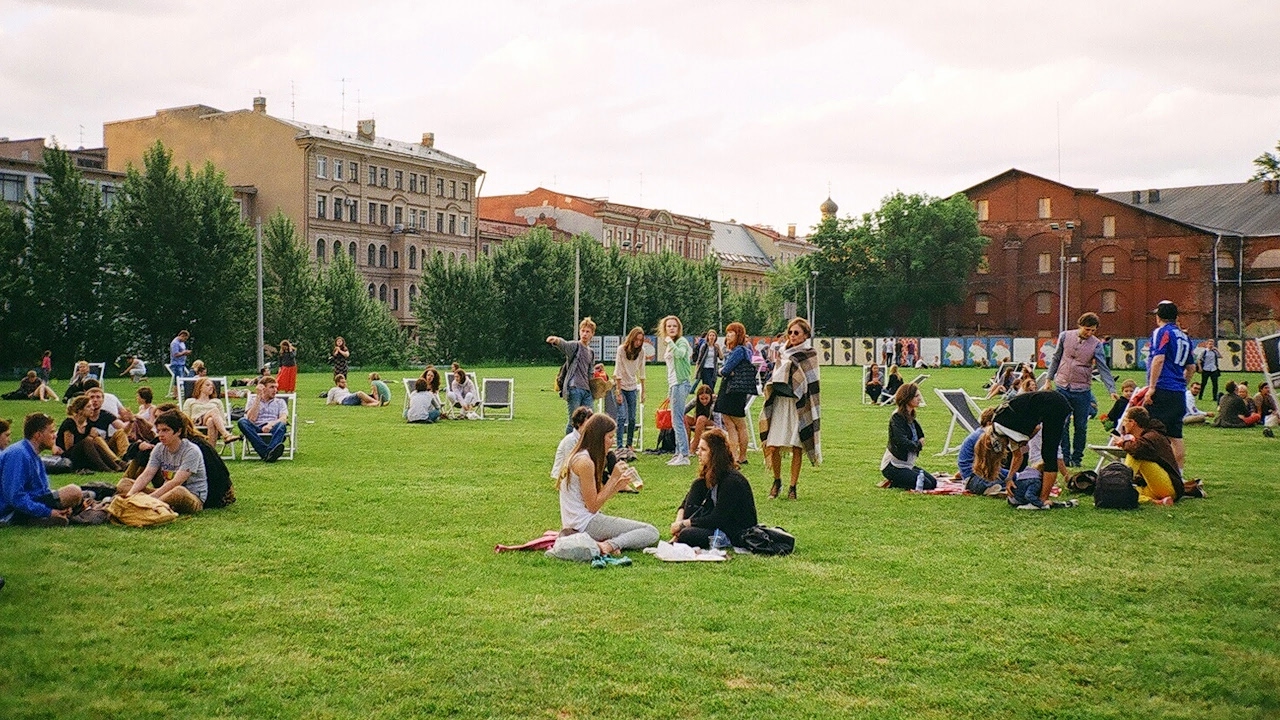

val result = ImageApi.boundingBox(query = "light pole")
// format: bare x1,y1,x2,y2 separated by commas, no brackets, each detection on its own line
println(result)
573,244,580,332
717,266,723,330
1051,221,1075,334
255,217,264,370
810,270,819,332
622,274,631,333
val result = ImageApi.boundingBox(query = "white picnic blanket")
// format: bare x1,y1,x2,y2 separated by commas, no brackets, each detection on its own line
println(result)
643,541,728,562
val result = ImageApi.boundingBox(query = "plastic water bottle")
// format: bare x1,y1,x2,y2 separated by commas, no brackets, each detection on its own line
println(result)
915,470,926,492
709,529,731,551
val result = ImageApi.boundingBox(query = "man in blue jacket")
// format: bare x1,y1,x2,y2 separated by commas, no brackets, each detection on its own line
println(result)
0,413,82,527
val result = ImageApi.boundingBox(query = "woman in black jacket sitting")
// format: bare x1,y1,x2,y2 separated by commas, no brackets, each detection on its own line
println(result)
671,428,758,548
880,382,937,490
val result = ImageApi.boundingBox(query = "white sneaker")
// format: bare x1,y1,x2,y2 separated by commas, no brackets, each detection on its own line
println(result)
666,454,690,466
1015,503,1049,511
466,411,481,420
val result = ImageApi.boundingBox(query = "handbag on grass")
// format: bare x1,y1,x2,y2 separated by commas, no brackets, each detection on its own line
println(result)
106,493,178,528
740,525,795,555
655,398,673,431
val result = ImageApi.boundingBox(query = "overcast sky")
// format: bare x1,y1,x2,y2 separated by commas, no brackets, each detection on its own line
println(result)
4,0,1279,230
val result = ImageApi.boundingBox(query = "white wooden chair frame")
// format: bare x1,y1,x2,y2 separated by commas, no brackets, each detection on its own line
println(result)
177,376,235,459
444,371,479,418
237,392,298,461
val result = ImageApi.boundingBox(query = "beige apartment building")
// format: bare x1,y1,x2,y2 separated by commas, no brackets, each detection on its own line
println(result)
103,97,484,325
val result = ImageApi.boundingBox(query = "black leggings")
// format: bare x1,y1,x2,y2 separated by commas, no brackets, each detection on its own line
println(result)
881,464,938,490
1199,370,1220,401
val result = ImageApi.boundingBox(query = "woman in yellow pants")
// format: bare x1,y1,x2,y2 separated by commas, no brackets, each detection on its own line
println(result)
1118,406,1183,503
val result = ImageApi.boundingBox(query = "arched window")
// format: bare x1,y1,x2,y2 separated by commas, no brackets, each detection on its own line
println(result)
437,250,444,260
379,284,387,303
316,239,325,262
367,283,375,298
449,251,456,263
367,244,376,266
409,246,417,270
348,242,356,260
379,245,388,268
333,240,341,259
460,252,467,263
392,288,399,311
409,284,417,305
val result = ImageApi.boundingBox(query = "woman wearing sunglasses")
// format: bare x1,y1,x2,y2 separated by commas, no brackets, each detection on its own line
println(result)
758,317,822,499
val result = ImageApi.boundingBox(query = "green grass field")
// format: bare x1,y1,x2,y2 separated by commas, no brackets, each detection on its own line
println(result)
1,366,1277,719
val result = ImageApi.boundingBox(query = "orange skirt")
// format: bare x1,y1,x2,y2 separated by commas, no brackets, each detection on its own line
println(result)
277,365,298,393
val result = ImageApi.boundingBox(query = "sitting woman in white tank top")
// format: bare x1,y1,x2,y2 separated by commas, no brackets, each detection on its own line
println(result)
558,414,659,555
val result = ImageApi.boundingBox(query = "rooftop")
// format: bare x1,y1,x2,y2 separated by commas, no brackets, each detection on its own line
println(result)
1100,181,1280,238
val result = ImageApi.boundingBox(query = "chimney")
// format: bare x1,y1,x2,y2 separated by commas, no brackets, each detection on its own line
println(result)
787,224,796,238
252,96,266,114
1131,190,1142,204
1147,189,1161,203
1266,179,1278,195
421,132,435,148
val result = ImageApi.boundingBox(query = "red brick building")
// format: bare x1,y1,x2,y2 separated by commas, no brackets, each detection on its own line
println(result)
952,169,1280,340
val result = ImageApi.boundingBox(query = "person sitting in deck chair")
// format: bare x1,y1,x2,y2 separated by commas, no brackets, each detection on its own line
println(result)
238,377,289,462
446,368,480,419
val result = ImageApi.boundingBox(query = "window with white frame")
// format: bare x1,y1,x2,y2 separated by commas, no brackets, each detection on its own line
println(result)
333,198,343,221
317,156,328,178
368,165,377,185
976,199,989,221
1038,252,1052,274
461,182,469,200
1102,215,1115,238
1167,252,1181,275
316,194,327,218
1101,289,1117,313
1101,256,1115,275
395,170,403,190
333,159,344,181
379,168,388,187
461,216,469,235
1038,197,1051,219
349,162,358,183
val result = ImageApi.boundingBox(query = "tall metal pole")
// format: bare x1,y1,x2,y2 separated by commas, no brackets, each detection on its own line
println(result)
255,217,264,370
717,268,723,330
1058,237,1066,335
623,275,631,333
811,270,819,332
805,275,812,322
573,244,580,333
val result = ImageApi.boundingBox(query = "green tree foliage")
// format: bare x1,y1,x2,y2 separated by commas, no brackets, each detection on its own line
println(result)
723,287,777,338
0,204,30,370
1251,140,1280,181
23,147,113,367
415,252,500,363
319,251,410,368
799,192,984,335
261,212,326,365
111,142,256,369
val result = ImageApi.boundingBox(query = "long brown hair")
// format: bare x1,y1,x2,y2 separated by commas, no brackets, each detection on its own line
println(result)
972,429,1018,484
893,382,919,418
623,327,645,361
559,414,616,489
725,322,747,350
696,428,736,486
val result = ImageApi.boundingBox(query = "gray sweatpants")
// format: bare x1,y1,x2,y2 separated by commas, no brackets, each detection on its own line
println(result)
584,513,659,550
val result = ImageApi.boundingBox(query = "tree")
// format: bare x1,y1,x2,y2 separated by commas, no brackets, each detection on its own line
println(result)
415,251,500,362
261,211,326,365
0,203,30,370
319,251,410,368
1252,141,1280,181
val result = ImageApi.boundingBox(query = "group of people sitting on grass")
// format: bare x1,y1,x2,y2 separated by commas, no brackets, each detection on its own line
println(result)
1211,380,1278,432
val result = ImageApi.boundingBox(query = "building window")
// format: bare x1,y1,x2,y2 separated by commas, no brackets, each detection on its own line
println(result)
333,198,343,221
449,214,456,235
393,250,399,269
316,239,326,262
409,208,418,227
449,180,456,198
394,206,403,226
450,251,456,263
379,204,388,225
379,245,387,268
349,162,358,184
1038,252,1052,274
1036,292,1052,315
101,185,117,208
977,255,989,274
409,246,417,269
1038,197,1051,219
461,253,468,263
436,212,444,233
1101,256,1115,275
482,243,491,256
368,165,377,185
976,199,989,221
367,244,376,266
368,283,376,299
1168,252,1181,275
1102,215,1115,238
333,159,344,181
461,216,469,235
379,168,388,187
436,178,444,196
317,156,328,178
348,242,356,260
368,202,377,224
395,170,403,190
1217,252,1235,268
1101,289,1118,313
316,195,327,219
333,240,342,259
409,173,418,193
975,293,990,315
392,288,399,311
378,284,387,303
461,182,469,200
409,284,417,305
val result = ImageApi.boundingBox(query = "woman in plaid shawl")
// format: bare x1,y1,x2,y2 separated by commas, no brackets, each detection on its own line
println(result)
759,317,822,499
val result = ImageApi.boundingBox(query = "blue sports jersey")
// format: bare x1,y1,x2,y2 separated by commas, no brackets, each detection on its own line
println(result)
1149,323,1191,392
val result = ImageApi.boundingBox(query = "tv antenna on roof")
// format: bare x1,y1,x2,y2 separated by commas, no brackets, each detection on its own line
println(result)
341,78,347,130
291,81,296,121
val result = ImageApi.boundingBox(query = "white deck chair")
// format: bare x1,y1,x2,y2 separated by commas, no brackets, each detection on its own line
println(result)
444,371,479,418
481,378,514,420
177,376,235,459
72,362,107,381
237,392,298,461
935,388,983,455
744,388,761,451
401,378,417,413
1089,403,1133,471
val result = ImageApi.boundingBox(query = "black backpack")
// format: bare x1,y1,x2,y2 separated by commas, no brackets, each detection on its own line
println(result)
740,525,796,556
196,439,236,510
1094,462,1138,510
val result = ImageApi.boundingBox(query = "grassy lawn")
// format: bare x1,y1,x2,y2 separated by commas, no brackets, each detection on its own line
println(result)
1,365,1277,719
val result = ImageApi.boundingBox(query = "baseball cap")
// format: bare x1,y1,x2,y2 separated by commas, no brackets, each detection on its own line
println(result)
1153,300,1177,320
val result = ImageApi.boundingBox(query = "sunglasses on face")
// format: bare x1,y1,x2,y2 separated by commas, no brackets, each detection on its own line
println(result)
788,330,805,336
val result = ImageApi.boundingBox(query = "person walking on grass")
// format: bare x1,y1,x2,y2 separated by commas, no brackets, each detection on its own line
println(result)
548,317,597,435
660,315,693,466
1046,312,1118,468
613,328,646,461
759,317,821,500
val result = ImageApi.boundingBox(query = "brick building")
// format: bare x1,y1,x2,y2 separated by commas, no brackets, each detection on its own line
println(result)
103,98,484,326
953,169,1280,340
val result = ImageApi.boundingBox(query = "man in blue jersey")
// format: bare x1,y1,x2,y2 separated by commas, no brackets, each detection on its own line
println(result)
1142,301,1194,469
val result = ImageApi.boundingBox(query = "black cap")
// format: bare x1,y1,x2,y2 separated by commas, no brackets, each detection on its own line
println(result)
1153,300,1177,320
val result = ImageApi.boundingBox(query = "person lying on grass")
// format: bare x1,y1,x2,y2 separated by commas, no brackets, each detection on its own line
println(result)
2,371,58,402
671,428,757,549
557,414,657,556
326,375,380,407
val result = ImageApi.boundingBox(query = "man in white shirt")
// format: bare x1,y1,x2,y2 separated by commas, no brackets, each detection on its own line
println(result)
1183,382,1214,425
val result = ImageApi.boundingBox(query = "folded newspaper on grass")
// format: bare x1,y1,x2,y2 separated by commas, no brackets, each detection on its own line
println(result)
643,541,728,562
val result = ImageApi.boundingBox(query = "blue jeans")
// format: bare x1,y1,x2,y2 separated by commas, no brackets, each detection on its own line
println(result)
1010,474,1045,508
669,381,692,456
564,387,592,435
1056,386,1092,466
238,417,287,459
617,388,639,448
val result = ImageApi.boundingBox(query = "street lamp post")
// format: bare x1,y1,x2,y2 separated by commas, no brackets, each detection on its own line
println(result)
623,274,631,333
717,267,723,330
810,270,819,332
1051,221,1075,334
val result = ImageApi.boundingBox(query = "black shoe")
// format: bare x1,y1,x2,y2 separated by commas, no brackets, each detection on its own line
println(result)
1264,427,1275,438
769,478,781,499
265,444,285,463
739,458,749,466
787,485,797,501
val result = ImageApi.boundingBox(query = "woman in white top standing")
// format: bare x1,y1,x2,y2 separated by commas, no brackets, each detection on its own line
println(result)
613,327,647,461
558,414,658,555
661,315,693,466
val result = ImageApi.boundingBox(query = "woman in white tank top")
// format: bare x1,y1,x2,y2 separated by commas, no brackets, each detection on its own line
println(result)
557,414,659,555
